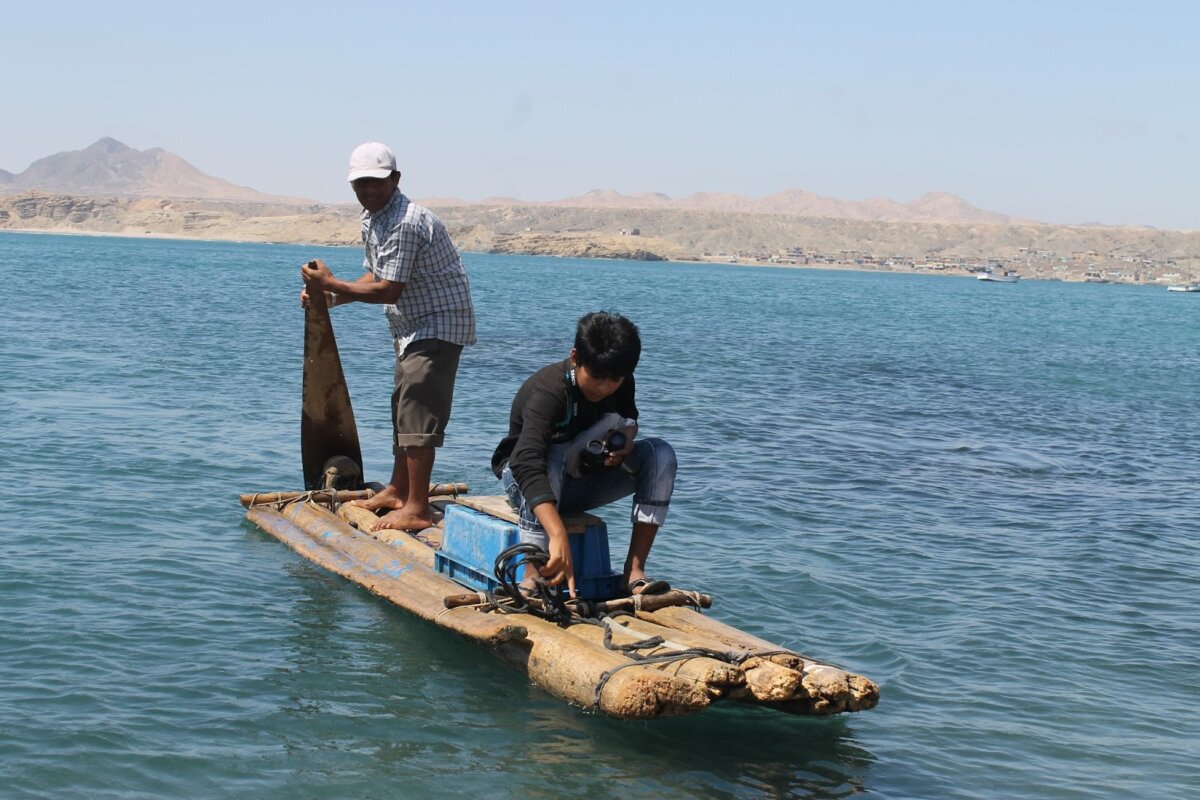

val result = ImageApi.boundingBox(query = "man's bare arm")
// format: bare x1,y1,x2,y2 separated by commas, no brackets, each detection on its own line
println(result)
300,259,405,306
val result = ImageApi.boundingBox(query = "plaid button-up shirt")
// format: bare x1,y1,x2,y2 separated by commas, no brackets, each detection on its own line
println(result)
363,191,477,350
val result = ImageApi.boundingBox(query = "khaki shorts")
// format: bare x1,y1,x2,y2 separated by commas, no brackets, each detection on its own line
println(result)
391,338,462,450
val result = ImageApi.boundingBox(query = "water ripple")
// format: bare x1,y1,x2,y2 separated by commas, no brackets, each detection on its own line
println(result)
2,236,1198,799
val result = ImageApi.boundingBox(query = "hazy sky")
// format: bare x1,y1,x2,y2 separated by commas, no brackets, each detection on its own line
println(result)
3,1,1197,228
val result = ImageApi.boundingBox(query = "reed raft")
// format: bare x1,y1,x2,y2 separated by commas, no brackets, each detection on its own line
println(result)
243,491,879,720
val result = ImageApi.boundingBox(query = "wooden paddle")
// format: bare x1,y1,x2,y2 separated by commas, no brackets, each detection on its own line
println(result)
300,273,364,490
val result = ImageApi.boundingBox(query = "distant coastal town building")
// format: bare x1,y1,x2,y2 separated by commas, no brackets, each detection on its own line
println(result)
719,243,1187,285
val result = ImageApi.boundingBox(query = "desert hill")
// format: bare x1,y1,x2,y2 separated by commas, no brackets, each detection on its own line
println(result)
6,138,1035,225
0,138,309,204
429,203,1195,265
422,186,1030,225
1,140,1196,283
3,191,1197,283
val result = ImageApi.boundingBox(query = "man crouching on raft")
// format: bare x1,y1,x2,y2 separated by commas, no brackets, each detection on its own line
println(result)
300,141,476,532
491,311,677,598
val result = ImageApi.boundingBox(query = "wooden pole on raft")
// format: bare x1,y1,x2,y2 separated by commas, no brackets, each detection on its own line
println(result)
336,504,437,568
239,484,469,508
639,606,880,713
428,482,470,497
596,615,808,703
247,503,524,647
441,589,712,613
560,619,745,700
491,613,711,718
240,489,375,507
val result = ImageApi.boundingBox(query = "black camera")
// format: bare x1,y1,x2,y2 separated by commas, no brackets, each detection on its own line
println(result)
579,429,627,471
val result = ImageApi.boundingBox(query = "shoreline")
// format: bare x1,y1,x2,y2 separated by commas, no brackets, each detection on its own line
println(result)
0,226,1161,286
4,189,1197,285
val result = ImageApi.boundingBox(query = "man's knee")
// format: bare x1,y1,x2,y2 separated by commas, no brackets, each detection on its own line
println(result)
637,437,677,477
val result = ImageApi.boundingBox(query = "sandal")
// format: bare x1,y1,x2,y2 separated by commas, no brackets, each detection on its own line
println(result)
625,577,671,596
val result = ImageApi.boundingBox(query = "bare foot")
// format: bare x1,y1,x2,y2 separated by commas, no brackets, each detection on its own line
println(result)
370,507,433,532
350,485,405,513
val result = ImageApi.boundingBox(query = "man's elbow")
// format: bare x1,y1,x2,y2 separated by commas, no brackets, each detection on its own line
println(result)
379,280,406,304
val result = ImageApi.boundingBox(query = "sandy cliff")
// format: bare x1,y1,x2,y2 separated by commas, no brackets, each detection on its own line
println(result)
2,191,1197,282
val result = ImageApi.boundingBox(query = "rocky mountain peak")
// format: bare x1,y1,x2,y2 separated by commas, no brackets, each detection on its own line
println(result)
88,137,135,154
0,139,304,203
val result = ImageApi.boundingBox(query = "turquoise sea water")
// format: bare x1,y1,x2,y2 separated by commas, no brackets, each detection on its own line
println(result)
1,231,1197,799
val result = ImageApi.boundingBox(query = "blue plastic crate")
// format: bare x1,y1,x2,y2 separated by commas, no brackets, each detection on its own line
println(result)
435,503,623,600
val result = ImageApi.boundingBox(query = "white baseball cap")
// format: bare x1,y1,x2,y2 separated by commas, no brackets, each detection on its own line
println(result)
347,142,397,182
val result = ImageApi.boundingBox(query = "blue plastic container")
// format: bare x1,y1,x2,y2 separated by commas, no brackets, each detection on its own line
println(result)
435,503,623,600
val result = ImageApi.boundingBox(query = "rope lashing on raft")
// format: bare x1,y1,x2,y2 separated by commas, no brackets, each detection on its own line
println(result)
247,490,348,512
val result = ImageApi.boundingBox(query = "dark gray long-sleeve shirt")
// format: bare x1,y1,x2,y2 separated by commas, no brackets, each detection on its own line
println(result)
491,358,637,507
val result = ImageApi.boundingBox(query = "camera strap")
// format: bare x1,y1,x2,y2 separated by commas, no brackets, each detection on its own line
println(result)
555,367,579,432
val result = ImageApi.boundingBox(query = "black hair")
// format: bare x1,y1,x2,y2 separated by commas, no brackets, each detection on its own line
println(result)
574,311,641,379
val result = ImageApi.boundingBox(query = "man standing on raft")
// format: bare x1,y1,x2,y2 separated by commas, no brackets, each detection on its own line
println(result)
300,141,476,532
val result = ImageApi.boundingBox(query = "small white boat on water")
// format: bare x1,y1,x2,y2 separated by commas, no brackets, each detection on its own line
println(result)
1167,284,1200,292
977,269,1020,283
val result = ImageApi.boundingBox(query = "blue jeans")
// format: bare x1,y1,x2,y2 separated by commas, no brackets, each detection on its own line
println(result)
501,437,677,549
